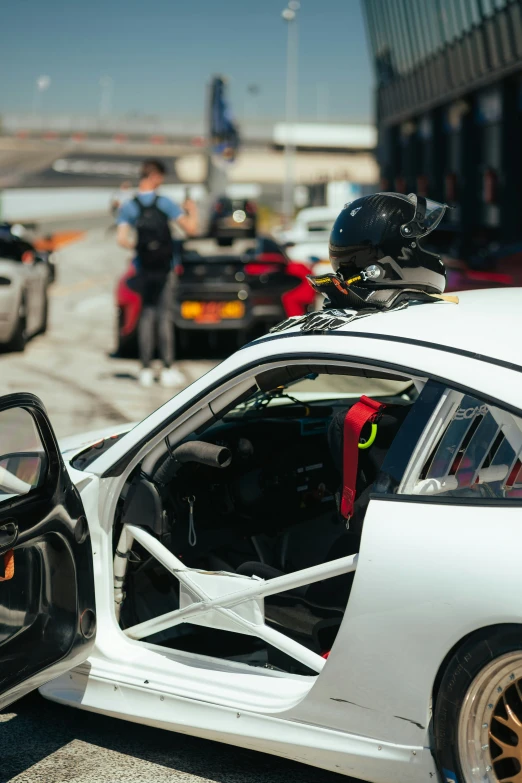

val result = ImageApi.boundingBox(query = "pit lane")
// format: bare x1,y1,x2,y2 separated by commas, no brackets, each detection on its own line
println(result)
0,223,218,436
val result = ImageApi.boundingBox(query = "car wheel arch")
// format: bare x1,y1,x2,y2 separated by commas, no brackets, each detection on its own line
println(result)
432,623,522,709
430,622,522,783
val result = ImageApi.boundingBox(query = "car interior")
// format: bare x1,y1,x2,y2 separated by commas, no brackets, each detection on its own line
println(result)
113,364,419,675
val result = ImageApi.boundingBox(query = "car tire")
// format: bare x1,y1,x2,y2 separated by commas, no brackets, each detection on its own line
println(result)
433,624,522,783
6,297,27,352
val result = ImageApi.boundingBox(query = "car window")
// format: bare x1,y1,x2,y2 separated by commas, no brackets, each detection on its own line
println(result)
284,373,412,400
0,408,46,499
0,239,24,262
396,385,522,500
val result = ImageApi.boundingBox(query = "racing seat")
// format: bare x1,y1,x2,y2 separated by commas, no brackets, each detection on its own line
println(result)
236,398,410,658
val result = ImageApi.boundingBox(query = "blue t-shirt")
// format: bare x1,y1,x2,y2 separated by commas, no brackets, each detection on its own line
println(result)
117,191,183,226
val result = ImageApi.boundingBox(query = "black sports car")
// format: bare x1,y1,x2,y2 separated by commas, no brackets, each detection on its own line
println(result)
115,236,315,358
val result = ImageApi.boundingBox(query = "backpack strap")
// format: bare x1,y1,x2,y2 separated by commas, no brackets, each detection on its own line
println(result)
341,395,386,521
133,195,160,213
133,196,145,214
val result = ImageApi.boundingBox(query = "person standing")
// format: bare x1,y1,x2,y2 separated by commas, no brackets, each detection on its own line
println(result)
117,159,198,388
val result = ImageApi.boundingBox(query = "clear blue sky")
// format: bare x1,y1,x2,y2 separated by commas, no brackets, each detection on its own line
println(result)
0,0,374,123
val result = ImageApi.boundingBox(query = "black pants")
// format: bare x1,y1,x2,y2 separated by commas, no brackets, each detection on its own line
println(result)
137,273,176,368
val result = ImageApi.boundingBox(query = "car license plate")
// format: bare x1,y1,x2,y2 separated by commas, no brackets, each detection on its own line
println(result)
181,301,245,323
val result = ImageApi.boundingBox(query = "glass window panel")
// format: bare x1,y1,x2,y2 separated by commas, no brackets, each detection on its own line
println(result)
0,408,45,500
379,0,399,74
465,0,482,25
454,411,500,488
402,0,418,65
410,0,431,62
425,394,480,478
363,0,379,58
454,0,473,32
395,0,415,70
481,0,496,16
403,391,522,500
422,2,440,53
388,0,409,73
439,0,459,39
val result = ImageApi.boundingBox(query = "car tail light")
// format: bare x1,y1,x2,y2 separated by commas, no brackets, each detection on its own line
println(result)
245,262,278,276
22,251,34,265
257,252,286,263
245,201,257,215
214,202,224,214
175,264,184,276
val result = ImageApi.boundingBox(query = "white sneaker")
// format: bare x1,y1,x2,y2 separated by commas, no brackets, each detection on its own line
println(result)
160,366,185,388
139,368,155,388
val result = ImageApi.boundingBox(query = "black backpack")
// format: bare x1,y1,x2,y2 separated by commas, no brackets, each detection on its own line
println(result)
134,196,174,273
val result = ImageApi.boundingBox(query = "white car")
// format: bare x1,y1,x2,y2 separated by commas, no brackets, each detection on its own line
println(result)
0,229,50,351
1,288,522,783
275,207,338,281
276,206,340,247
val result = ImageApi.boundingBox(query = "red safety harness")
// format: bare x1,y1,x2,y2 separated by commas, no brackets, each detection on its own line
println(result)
341,395,386,521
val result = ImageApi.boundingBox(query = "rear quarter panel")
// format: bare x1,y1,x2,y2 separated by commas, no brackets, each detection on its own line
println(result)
287,486,522,747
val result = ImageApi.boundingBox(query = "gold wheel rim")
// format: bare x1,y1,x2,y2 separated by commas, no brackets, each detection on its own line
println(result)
489,677,522,783
458,652,522,783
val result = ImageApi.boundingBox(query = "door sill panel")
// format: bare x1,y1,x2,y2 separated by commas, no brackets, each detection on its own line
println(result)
65,643,314,714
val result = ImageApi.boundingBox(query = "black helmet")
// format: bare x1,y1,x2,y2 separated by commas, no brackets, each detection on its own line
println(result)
327,192,448,310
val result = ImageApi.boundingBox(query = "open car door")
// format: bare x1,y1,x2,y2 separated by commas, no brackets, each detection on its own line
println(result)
0,393,96,710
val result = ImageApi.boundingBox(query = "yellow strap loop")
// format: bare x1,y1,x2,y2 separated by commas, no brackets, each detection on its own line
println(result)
358,422,378,450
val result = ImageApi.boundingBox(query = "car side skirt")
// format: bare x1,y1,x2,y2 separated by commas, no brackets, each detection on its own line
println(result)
40,666,436,783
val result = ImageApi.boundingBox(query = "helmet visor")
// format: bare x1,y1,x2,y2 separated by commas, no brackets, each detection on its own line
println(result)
378,192,449,238
404,194,448,238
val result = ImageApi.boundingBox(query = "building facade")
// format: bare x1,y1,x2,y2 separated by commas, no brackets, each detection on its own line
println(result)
362,0,522,253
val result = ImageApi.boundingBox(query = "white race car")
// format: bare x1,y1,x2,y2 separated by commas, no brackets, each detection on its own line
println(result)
1,288,522,783
0,226,50,351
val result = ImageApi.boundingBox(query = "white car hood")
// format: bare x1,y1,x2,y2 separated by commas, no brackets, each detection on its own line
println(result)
59,421,135,459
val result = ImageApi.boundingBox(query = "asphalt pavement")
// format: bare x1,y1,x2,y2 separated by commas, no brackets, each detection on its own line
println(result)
0,226,353,783
0,692,350,783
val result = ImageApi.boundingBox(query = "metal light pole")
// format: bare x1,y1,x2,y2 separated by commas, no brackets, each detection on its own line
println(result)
32,75,51,129
282,1,299,223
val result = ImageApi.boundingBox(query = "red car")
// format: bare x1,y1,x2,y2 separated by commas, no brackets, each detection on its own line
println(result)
115,236,315,357
445,242,522,292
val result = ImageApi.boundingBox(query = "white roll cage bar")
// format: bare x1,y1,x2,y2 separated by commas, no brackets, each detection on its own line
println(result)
114,523,357,674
